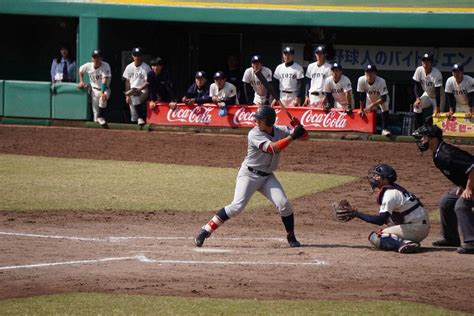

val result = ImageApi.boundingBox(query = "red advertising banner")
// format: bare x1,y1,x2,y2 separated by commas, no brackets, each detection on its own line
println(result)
147,103,376,133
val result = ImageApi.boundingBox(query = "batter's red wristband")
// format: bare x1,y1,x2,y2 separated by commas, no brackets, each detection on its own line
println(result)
274,137,290,151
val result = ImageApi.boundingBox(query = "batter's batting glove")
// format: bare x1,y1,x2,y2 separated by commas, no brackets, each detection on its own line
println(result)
290,125,306,140
290,117,301,127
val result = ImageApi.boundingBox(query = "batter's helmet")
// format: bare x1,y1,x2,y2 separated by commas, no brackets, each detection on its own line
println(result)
255,105,276,126
368,164,397,189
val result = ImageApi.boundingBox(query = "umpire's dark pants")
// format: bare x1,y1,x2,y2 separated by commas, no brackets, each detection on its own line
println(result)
439,188,474,244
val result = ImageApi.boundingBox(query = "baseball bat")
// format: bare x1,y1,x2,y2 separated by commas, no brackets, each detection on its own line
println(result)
254,69,294,121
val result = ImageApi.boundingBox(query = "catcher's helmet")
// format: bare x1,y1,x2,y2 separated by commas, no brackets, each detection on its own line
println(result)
255,105,276,126
368,164,397,189
412,125,443,152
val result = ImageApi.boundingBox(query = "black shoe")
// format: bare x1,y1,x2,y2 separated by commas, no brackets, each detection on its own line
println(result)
432,239,461,247
194,228,210,247
398,242,420,254
287,233,301,248
456,247,474,254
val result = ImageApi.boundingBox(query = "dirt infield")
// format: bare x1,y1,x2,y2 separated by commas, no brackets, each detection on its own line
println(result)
0,125,473,313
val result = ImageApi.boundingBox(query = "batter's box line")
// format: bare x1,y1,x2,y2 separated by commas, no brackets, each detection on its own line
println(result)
0,254,328,271
0,231,285,242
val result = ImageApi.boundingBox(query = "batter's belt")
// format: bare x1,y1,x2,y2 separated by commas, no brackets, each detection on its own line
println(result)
248,166,271,177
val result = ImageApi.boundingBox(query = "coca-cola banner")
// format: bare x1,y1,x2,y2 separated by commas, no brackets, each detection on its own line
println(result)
147,103,376,133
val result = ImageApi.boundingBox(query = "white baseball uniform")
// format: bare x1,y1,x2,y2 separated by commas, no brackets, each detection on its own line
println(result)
412,66,443,113
274,62,304,106
122,62,151,121
378,187,430,243
209,82,237,101
79,61,112,122
305,61,332,107
242,66,272,105
357,75,390,112
224,125,293,218
323,75,354,109
445,75,474,113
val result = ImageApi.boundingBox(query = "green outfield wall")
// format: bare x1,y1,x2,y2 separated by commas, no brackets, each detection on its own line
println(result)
2,81,89,120
52,83,90,120
0,81,4,117
4,81,51,119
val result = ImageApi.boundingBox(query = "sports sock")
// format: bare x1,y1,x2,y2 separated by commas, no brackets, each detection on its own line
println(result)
203,208,228,233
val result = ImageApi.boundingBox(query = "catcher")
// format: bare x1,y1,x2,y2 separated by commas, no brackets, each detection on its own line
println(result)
332,164,430,254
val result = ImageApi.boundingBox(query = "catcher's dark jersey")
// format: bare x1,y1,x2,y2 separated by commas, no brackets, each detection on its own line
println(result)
433,141,474,188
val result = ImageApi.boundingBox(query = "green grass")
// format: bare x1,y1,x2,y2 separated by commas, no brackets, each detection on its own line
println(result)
0,154,356,212
0,293,466,316
429,209,441,224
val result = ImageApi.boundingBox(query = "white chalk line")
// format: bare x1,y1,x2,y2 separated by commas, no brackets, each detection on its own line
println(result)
0,254,327,271
0,231,285,242
0,256,137,271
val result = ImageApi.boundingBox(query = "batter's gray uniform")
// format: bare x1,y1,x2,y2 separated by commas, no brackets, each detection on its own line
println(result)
224,125,293,218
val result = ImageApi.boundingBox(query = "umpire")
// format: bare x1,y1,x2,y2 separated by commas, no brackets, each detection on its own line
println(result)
413,125,474,254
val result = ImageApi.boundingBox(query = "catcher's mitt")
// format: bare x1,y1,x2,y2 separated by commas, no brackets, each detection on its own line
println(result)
331,199,356,222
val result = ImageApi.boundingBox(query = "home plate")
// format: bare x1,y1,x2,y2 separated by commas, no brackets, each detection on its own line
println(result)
193,248,235,253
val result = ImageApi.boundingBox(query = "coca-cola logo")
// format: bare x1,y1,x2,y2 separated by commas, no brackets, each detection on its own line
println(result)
301,110,348,129
232,107,256,125
232,107,281,126
167,106,213,124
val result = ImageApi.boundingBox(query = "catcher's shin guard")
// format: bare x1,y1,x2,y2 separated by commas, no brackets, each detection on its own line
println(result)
369,231,404,251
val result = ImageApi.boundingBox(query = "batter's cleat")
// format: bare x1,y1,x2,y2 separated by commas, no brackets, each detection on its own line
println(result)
137,118,146,126
287,233,301,248
432,239,460,247
398,242,420,254
194,228,210,247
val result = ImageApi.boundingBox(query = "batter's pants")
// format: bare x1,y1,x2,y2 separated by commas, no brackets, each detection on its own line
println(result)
224,167,292,218
438,188,474,244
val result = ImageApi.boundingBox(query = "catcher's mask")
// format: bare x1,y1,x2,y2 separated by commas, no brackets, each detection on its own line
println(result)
367,164,397,190
412,125,443,152
255,105,276,126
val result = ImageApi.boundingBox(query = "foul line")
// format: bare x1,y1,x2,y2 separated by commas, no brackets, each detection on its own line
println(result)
0,254,327,270
0,231,285,242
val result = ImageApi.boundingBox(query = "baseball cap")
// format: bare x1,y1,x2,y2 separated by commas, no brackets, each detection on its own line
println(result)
195,71,206,79
421,52,434,61
214,71,225,79
132,47,142,56
150,57,164,66
314,46,326,54
365,64,377,72
91,49,102,57
331,62,342,70
452,63,464,72
282,46,295,54
251,55,262,63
